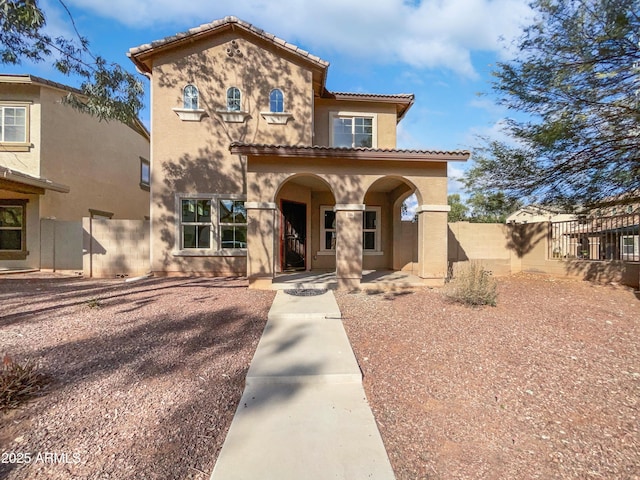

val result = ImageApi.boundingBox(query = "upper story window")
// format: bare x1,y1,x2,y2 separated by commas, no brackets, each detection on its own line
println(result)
269,89,284,113
227,87,241,111
331,113,376,148
183,85,199,110
0,105,27,144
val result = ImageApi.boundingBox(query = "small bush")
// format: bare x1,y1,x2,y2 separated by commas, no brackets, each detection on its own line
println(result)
1,354,48,412
443,261,498,307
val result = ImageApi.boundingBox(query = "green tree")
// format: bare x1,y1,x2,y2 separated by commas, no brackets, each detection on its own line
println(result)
447,193,469,222
465,0,640,208
0,0,143,123
467,191,521,223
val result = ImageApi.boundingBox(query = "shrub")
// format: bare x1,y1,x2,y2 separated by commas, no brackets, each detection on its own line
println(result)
443,261,498,307
1,354,48,412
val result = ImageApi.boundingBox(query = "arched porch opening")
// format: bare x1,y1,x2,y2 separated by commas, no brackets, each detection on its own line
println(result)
274,174,336,273
363,176,420,273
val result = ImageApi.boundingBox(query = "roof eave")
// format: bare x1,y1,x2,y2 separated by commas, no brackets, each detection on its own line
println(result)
229,144,469,162
0,167,70,193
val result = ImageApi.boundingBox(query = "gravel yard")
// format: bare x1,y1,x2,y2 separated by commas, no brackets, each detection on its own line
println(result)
338,274,640,480
1,273,639,479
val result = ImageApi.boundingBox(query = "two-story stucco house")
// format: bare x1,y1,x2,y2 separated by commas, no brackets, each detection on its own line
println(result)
0,74,150,272
128,16,469,289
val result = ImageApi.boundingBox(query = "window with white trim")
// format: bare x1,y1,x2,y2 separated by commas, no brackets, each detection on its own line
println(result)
219,200,247,249
363,207,381,251
320,206,336,252
227,87,241,111
178,196,247,252
269,89,284,113
140,157,150,190
183,85,199,110
319,205,381,253
0,200,27,259
330,113,376,148
181,199,212,249
0,105,27,143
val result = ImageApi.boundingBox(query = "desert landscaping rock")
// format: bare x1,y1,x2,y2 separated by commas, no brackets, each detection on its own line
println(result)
1,273,639,479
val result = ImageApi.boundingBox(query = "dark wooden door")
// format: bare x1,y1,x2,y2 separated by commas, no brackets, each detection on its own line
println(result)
282,201,306,271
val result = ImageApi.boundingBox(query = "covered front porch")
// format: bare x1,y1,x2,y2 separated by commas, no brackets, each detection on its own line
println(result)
232,143,469,290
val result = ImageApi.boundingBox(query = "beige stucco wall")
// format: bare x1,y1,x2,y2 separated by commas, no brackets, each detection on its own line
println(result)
148,32,315,275
38,87,150,221
313,98,398,148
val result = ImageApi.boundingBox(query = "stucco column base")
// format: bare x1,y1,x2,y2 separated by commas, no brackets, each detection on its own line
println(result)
334,205,363,291
248,277,274,290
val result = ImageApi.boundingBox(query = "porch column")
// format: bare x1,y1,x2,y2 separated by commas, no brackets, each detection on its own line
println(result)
417,204,450,286
245,202,277,289
334,203,364,290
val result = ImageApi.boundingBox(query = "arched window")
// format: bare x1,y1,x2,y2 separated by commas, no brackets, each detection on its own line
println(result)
227,87,241,111
183,84,199,110
269,89,284,113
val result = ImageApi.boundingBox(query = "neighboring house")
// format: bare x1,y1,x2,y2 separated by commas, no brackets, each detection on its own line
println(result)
508,203,640,262
128,16,469,289
0,74,150,271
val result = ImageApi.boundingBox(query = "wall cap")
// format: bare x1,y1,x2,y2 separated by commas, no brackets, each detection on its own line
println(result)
417,204,451,213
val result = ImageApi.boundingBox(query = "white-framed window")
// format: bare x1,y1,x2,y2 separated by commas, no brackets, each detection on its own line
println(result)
219,200,247,249
363,206,381,251
621,235,639,261
269,89,284,113
320,206,336,253
319,205,381,253
227,87,241,111
177,195,246,253
330,112,377,148
181,199,212,249
0,200,27,259
0,105,28,143
183,85,199,110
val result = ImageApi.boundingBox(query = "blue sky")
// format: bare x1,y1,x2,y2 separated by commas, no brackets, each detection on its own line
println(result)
9,0,534,195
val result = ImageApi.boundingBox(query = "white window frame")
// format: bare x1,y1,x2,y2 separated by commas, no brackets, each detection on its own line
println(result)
269,89,284,113
140,157,150,190
183,84,199,110
362,206,382,254
620,235,639,261
329,111,377,148
318,205,382,255
173,194,247,256
319,205,336,254
0,103,30,148
227,87,242,111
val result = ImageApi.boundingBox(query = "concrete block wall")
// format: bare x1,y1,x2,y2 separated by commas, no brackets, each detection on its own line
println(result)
83,218,150,278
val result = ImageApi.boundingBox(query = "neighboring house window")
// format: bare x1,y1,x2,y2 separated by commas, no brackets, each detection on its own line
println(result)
140,158,150,190
319,205,381,252
621,235,639,261
183,85,199,109
0,200,27,259
219,200,247,249
181,199,211,249
331,113,376,148
227,87,241,111
0,105,27,143
269,89,284,113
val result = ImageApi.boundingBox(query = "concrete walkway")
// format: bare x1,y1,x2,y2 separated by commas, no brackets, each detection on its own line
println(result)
210,290,396,480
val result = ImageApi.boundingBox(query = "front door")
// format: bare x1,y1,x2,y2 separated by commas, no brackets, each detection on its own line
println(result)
281,200,306,271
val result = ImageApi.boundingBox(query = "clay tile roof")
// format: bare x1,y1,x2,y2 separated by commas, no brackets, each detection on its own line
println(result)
321,90,415,120
229,143,470,162
128,16,329,71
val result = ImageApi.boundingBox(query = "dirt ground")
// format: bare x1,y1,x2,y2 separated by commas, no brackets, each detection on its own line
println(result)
1,273,639,479
338,274,640,480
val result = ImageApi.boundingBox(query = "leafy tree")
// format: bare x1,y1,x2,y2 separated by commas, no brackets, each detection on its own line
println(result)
467,191,522,223
465,0,640,208
447,193,469,222
0,0,143,123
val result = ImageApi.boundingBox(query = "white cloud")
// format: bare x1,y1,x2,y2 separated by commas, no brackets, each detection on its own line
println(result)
65,0,532,77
